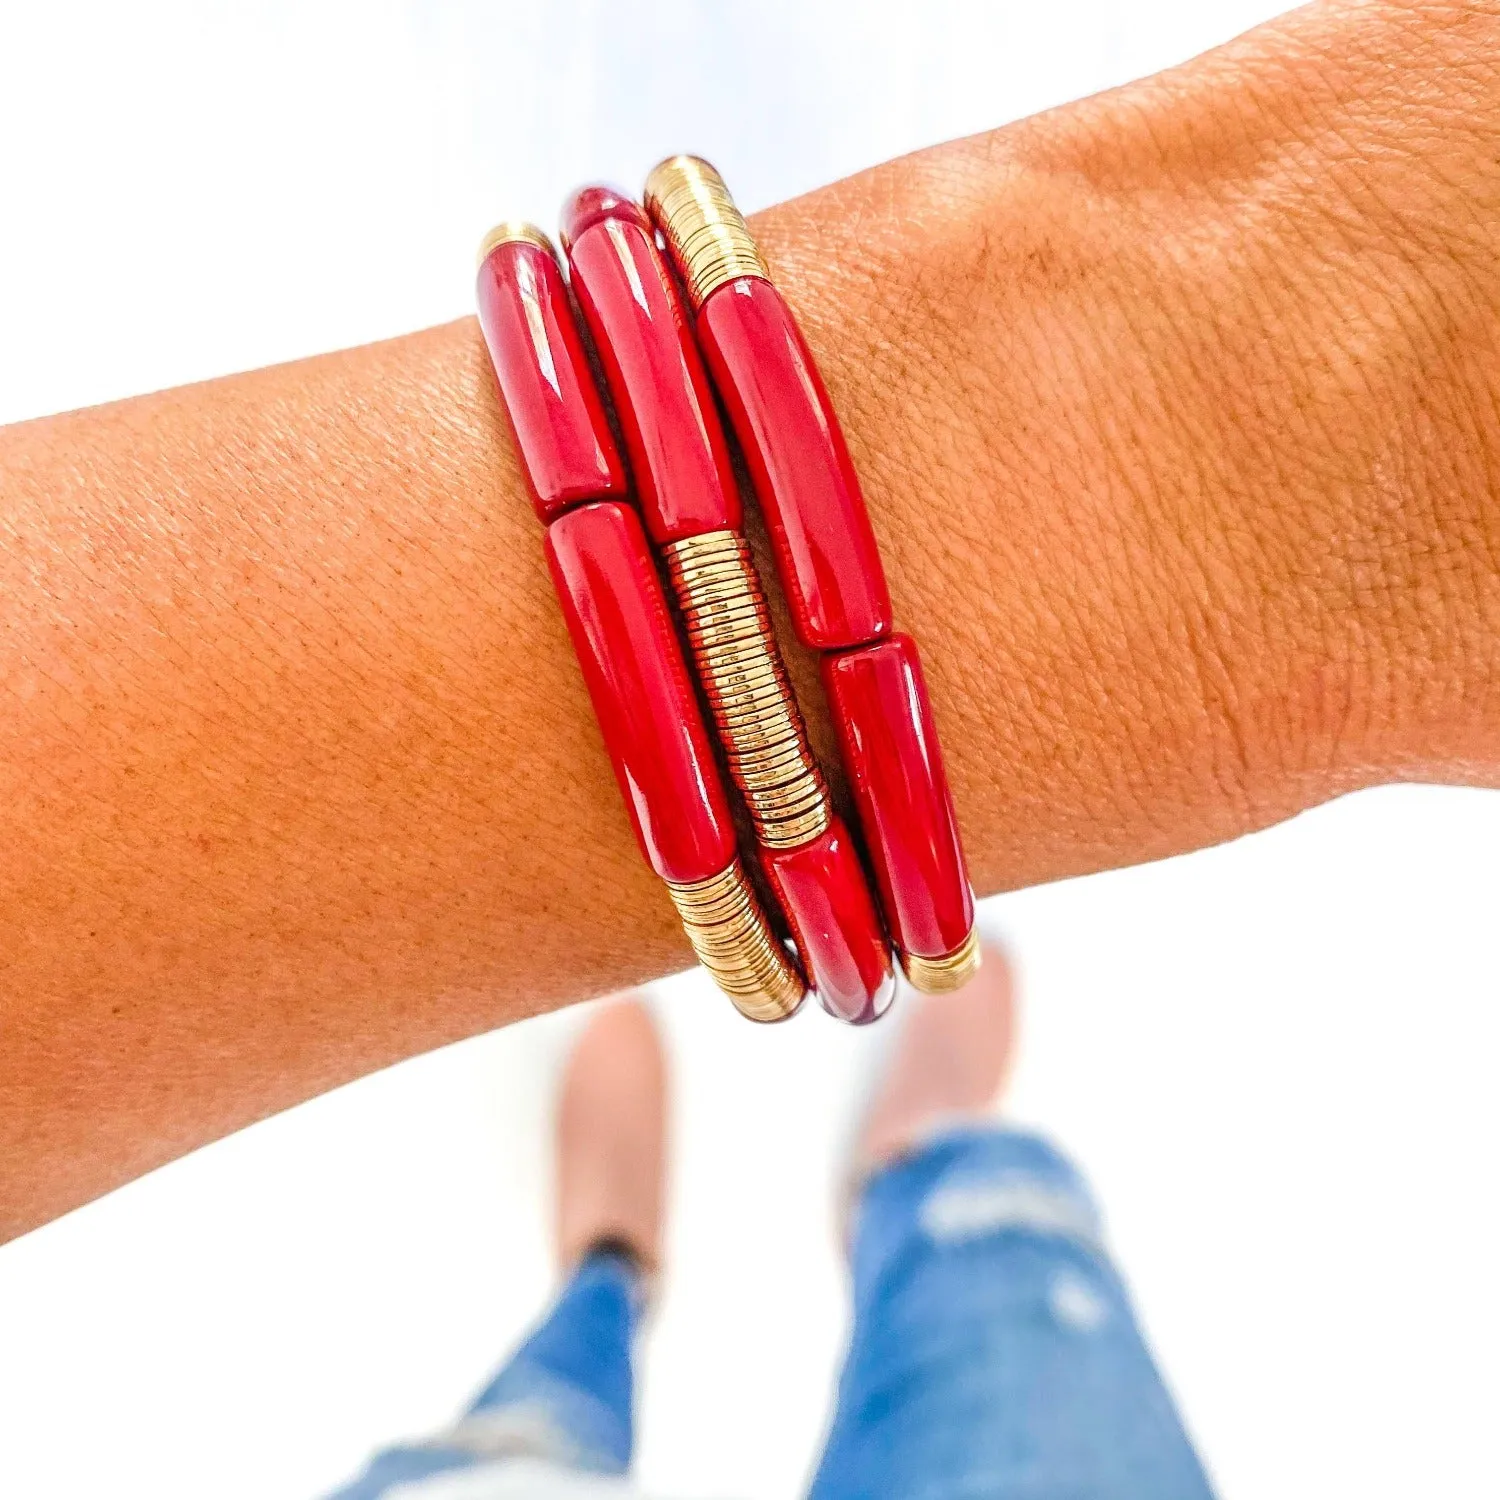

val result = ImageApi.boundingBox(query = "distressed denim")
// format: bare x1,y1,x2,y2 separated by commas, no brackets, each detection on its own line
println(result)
809,1127,1215,1499
329,1128,1214,1498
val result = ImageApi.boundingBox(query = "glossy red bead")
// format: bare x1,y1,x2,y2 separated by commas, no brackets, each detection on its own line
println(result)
559,184,648,247
564,192,741,544
698,276,892,650
764,814,894,1025
476,238,628,523
822,635,974,960
545,502,736,884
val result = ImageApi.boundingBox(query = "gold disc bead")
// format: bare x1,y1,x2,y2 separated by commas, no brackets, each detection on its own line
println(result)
666,859,806,1023
664,531,831,851
900,926,983,994
476,220,557,269
644,155,768,312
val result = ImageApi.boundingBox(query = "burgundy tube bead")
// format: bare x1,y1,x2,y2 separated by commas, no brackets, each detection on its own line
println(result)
545,501,737,885
697,275,892,650
560,184,638,244
764,814,894,1025
822,635,974,960
476,236,628,523
562,189,741,544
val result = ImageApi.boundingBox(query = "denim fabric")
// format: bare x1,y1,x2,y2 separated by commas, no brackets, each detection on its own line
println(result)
325,1249,641,1498
328,1130,1213,1499
808,1127,1215,1500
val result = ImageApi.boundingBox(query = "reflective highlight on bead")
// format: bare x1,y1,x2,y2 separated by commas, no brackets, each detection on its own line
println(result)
475,226,627,522
564,192,741,543
544,502,735,885
764,815,894,1025
558,185,650,248
822,635,976,980
696,276,892,650
665,858,806,1023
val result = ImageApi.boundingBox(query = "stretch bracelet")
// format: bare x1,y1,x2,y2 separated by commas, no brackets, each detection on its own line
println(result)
645,156,980,992
474,158,978,1021
475,224,804,1023
558,187,894,1026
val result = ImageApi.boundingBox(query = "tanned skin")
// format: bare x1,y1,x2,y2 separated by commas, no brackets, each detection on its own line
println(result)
2,0,1496,1238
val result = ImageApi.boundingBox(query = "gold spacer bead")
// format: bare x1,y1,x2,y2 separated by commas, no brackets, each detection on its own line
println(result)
666,859,806,1023
686,605,774,639
900,926,983,994
694,639,784,676
686,598,770,630
644,155,769,311
476,221,557,270
664,531,830,850
724,739,809,776
754,802,834,849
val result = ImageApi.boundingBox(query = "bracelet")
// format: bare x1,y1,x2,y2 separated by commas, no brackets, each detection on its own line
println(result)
474,156,978,1022
557,187,894,1026
644,157,980,992
475,225,804,1023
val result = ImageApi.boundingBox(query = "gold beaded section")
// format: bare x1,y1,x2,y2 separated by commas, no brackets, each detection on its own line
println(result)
644,155,769,311
900,926,983,995
476,221,556,269
664,531,830,850
666,859,806,1023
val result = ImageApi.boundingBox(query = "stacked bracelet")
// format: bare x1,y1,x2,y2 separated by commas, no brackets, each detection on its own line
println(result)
558,187,893,1026
645,157,979,993
474,158,978,1025
475,224,804,1023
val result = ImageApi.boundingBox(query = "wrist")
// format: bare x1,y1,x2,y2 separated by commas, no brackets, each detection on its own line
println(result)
753,142,1316,892
753,3,1500,888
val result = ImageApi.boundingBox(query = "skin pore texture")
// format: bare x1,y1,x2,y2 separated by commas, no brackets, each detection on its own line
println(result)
1,0,1496,1238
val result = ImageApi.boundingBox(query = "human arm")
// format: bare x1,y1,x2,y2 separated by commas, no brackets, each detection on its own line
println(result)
2,0,1496,1237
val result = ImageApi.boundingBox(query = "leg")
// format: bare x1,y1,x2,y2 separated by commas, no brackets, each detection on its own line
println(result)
325,1000,666,1498
810,944,1215,1500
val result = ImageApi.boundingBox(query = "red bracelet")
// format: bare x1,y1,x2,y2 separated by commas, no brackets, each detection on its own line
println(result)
645,157,979,992
475,156,977,1019
558,187,894,1025
475,224,805,1023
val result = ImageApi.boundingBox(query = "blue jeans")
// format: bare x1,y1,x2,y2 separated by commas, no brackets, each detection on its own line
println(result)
330,1128,1215,1498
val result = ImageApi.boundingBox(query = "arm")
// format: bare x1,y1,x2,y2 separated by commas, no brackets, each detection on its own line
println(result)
3,0,1496,1238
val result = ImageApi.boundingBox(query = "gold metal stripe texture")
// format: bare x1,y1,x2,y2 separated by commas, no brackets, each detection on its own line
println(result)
664,531,831,850
666,860,805,1022
644,155,769,310
900,924,983,994
476,221,556,269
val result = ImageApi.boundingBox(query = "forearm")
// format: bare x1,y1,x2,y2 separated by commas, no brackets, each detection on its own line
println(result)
3,0,1496,1237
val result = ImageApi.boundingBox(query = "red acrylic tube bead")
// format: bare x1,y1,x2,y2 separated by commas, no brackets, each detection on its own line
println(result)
822,634,974,961
545,501,737,885
697,275,892,650
476,229,628,523
562,188,741,544
764,813,894,1025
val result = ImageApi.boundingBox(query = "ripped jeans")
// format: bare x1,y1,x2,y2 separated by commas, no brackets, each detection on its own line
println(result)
328,1128,1216,1498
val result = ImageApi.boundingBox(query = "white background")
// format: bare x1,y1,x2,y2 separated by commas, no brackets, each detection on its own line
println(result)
1,3,1497,1497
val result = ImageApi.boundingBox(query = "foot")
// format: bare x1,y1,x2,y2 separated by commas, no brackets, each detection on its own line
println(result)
554,996,668,1275
852,939,1017,1179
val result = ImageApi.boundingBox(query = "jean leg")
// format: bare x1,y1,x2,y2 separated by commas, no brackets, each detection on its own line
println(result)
324,1248,642,1498
808,1128,1215,1500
